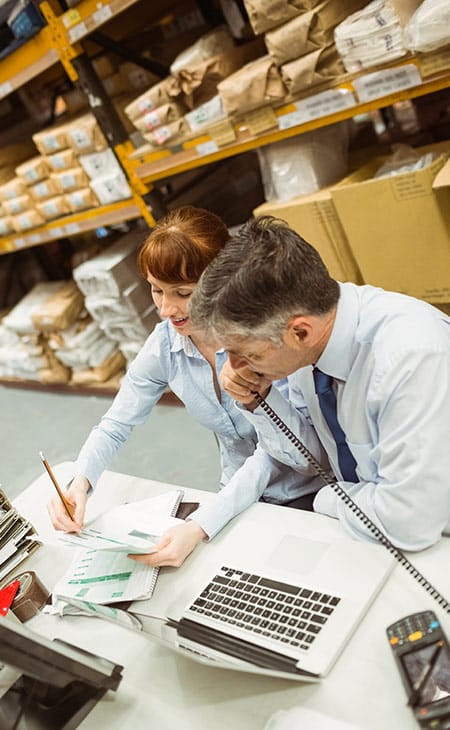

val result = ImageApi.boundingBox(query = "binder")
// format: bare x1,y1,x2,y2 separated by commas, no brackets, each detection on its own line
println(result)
0,488,40,584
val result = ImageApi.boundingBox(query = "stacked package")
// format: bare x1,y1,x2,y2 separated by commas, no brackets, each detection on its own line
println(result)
334,0,422,73
61,55,161,134
224,0,370,110
0,278,127,385
0,142,44,234
32,114,132,210
0,112,133,233
124,27,265,146
73,230,160,367
47,316,124,386
0,281,84,383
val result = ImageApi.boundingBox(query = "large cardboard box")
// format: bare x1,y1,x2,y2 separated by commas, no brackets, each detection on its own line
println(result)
253,189,363,284
330,144,450,304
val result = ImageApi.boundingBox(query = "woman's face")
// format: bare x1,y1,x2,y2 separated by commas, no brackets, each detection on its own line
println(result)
147,274,197,336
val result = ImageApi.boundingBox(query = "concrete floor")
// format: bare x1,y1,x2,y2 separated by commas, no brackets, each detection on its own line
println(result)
0,385,221,501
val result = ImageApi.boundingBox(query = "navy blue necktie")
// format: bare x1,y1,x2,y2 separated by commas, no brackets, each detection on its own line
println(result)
313,368,358,483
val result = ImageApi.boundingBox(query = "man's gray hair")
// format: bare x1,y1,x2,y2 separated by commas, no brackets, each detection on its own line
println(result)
189,216,339,344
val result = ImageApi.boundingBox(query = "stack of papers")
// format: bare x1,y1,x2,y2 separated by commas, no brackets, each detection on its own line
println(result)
334,0,410,72
47,490,184,606
0,489,40,582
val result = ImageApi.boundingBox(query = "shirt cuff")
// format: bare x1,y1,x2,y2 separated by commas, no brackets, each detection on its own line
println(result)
188,500,233,541
313,485,338,519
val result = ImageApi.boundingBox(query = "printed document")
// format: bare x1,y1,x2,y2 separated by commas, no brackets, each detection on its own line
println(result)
51,489,183,604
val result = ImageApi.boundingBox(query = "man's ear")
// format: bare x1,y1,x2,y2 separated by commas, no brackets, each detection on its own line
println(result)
286,316,312,345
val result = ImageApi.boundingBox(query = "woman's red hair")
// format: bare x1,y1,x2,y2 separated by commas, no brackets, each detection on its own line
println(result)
138,206,230,283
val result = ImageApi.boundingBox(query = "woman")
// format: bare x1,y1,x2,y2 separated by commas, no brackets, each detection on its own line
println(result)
47,206,323,567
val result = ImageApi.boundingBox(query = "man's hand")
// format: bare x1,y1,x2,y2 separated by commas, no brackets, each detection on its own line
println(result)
128,520,207,568
47,475,89,533
220,360,272,410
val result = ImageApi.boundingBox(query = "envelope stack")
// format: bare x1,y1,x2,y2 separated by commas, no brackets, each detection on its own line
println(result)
334,0,422,73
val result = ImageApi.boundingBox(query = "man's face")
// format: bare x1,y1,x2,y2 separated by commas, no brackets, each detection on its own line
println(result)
221,330,309,381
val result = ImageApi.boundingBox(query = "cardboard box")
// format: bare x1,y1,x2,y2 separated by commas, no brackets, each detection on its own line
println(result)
330,143,450,304
253,188,363,284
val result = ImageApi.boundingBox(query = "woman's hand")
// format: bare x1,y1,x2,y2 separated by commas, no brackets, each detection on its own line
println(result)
220,359,272,410
128,520,207,568
47,475,89,533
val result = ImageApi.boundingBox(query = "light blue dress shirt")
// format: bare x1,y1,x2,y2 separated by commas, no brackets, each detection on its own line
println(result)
73,319,325,538
241,283,450,551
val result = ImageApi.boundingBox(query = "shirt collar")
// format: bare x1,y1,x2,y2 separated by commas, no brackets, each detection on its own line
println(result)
315,283,359,381
169,329,198,357
169,327,225,358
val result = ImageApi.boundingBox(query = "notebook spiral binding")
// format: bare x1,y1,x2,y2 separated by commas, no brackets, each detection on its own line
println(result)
251,391,450,615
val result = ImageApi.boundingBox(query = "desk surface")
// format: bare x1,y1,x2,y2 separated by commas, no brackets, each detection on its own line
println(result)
11,464,450,730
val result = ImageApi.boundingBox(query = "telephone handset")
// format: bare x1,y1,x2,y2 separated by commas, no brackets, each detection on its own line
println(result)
250,390,450,615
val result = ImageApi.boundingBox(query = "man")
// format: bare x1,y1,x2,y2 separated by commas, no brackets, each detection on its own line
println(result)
189,215,450,551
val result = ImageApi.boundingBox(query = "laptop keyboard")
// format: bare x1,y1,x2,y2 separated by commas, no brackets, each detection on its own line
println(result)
187,565,341,652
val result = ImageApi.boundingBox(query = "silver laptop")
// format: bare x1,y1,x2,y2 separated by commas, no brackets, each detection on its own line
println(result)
132,499,395,682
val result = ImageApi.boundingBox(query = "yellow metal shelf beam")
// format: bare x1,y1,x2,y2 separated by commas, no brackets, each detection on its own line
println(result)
0,200,142,255
60,0,143,45
0,0,143,97
134,69,450,184
0,26,58,98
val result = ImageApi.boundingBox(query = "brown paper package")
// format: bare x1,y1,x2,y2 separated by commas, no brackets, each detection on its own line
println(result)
177,38,265,110
281,46,346,95
265,0,371,66
242,0,324,35
133,102,186,133
218,55,288,116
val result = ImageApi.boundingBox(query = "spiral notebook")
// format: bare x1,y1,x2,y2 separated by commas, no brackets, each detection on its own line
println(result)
52,489,183,605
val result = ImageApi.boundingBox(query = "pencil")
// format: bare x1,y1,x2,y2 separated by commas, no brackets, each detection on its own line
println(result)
39,451,75,522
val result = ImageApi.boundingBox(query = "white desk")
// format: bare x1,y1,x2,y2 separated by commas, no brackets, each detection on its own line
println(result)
11,463,450,730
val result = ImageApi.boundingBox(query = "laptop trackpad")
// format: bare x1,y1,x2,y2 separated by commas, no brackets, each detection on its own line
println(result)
267,535,330,575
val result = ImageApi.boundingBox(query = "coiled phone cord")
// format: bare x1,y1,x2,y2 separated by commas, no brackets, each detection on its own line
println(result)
251,390,450,614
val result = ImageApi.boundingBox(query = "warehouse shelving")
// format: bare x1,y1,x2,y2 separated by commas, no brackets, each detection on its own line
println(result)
0,199,141,253
133,53,450,182
0,0,144,95
0,0,449,253
1,0,450,397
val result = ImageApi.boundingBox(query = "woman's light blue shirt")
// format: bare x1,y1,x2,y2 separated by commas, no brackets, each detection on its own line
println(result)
73,319,323,538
